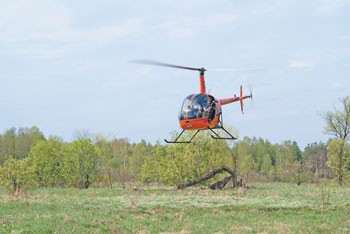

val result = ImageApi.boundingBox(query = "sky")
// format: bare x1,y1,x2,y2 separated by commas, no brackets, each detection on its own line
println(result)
0,0,349,149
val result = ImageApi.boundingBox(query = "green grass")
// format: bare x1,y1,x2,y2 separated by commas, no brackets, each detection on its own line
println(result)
1,183,350,233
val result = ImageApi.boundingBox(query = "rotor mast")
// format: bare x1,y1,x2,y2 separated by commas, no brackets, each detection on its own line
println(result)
199,68,206,94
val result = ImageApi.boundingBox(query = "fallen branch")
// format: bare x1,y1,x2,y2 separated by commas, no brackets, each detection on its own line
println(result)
209,176,233,190
177,166,235,190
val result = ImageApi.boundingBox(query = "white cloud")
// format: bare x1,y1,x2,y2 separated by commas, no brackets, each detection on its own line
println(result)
0,0,143,43
0,0,70,38
157,13,238,39
330,82,347,92
288,59,315,71
0,0,145,59
203,13,238,27
316,0,348,14
1,1,238,57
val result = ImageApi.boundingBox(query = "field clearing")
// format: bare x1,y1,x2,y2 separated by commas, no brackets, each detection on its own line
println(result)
1,183,350,233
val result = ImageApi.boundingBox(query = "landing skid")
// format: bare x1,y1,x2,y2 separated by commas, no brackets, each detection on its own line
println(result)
164,126,236,144
164,129,200,144
209,114,237,140
209,127,237,140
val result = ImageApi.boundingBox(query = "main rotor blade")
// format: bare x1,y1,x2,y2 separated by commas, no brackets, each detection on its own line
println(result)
207,68,241,72
132,59,206,72
207,68,261,72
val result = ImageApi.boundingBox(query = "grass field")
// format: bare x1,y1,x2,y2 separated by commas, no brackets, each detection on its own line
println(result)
1,182,350,233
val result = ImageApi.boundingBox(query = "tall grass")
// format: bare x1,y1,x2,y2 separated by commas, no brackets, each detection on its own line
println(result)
0,183,349,233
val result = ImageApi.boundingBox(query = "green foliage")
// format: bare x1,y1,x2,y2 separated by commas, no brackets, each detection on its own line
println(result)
326,139,350,185
140,143,165,183
95,137,119,188
234,137,256,181
0,157,34,194
129,140,153,181
303,142,328,182
28,137,100,189
323,96,350,140
274,141,302,182
63,139,99,189
260,153,273,178
323,96,350,185
29,138,66,187
140,131,231,185
0,126,45,164
0,125,344,188
111,138,132,185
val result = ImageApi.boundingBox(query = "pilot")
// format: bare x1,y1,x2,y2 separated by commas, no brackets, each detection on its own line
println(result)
196,107,203,118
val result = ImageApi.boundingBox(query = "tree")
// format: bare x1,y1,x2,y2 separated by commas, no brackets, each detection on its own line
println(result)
16,126,46,159
129,140,153,181
140,131,231,185
304,142,329,182
167,131,231,185
0,128,16,163
274,141,301,182
252,138,275,178
326,139,349,185
0,126,45,164
140,143,166,184
63,139,99,189
111,138,132,186
95,137,118,188
29,137,65,187
323,96,350,185
0,157,34,195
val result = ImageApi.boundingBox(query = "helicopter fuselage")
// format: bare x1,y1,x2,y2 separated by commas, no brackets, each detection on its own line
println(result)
178,93,222,130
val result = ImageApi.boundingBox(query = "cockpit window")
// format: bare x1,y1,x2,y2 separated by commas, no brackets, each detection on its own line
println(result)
179,94,209,120
179,95,193,120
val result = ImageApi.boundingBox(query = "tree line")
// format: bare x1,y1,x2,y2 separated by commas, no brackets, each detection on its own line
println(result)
0,97,349,193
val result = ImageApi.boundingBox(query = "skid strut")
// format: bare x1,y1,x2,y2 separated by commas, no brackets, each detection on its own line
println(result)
164,127,236,144
164,129,201,144
209,127,237,140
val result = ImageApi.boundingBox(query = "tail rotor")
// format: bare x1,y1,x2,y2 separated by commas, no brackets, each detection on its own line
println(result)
240,86,244,114
239,85,253,114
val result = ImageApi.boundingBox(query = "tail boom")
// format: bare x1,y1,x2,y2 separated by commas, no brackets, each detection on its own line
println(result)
219,85,252,113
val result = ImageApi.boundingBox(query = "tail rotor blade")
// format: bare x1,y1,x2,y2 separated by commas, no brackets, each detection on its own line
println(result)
248,83,253,99
240,85,244,114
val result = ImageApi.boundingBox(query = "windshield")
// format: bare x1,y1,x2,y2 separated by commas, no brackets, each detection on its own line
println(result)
179,94,209,120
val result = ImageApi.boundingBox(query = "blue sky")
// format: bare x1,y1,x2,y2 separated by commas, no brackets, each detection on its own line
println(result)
0,0,349,149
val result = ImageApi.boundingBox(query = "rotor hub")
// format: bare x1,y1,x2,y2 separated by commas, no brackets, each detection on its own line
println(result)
199,68,206,76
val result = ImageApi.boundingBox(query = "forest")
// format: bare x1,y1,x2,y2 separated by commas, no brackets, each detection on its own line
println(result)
0,97,349,194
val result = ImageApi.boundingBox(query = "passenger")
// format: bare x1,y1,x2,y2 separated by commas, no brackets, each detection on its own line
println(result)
196,108,203,118
208,97,216,123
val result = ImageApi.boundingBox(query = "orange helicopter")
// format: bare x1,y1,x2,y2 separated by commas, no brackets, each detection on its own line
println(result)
134,60,252,143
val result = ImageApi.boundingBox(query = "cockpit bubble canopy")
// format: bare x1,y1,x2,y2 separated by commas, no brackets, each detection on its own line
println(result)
179,94,210,120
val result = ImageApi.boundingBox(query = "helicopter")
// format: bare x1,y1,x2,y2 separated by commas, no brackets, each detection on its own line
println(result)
134,59,252,143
